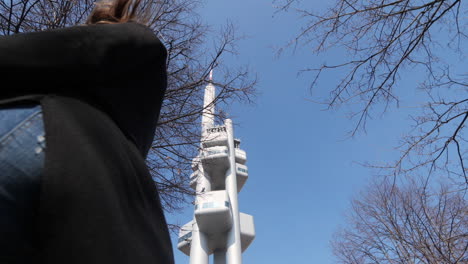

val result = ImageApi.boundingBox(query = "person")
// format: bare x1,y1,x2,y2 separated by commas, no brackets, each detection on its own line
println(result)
0,0,174,263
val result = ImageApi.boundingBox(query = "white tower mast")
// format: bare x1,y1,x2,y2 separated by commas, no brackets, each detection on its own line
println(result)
201,70,215,132
177,71,255,264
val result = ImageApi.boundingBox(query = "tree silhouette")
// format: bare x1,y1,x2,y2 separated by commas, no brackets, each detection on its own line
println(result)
275,0,467,187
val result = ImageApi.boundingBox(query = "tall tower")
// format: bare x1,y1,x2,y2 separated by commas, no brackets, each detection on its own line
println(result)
177,71,255,264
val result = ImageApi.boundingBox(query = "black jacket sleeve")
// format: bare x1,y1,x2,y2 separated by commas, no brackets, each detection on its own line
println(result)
0,22,166,100
0,26,101,86
0,22,168,157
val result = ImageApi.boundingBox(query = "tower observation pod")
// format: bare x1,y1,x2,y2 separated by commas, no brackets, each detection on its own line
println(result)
177,71,255,264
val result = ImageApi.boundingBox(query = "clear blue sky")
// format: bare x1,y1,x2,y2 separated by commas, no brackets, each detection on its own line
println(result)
166,1,430,263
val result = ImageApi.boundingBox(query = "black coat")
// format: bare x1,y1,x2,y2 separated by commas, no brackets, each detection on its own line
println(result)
0,22,174,264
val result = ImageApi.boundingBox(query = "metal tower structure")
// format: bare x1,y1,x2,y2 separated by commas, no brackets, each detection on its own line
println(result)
177,71,255,264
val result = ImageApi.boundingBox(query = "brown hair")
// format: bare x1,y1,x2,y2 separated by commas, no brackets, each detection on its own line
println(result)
85,0,149,25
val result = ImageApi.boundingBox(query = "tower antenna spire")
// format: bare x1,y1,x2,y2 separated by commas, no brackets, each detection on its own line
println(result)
201,69,215,131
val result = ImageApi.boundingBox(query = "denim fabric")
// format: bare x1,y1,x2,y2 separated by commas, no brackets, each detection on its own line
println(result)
0,104,45,263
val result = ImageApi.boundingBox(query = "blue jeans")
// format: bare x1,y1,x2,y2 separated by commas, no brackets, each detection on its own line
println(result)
0,104,45,262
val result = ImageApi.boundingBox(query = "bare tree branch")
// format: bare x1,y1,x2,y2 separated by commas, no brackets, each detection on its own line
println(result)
332,177,468,263
276,0,467,184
